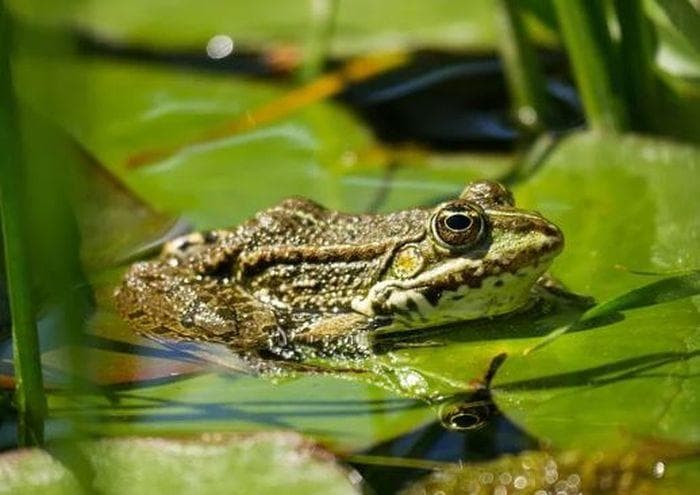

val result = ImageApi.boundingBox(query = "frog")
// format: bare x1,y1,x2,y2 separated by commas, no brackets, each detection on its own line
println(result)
114,180,563,359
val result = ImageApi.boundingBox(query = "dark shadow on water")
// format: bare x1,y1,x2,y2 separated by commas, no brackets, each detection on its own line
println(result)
352,416,537,493
352,383,537,493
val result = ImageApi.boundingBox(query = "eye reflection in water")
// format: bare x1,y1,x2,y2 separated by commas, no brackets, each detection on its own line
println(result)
439,397,494,432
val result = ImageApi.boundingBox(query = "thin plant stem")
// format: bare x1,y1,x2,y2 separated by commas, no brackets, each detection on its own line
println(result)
614,0,657,130
0,0,46,446
552,0,628,132
496,0,552,134
298,0,339,81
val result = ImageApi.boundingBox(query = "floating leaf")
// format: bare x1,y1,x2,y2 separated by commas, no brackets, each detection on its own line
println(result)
492,132,700,453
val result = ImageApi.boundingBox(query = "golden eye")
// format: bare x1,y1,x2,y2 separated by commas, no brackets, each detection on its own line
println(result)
430,200,486,251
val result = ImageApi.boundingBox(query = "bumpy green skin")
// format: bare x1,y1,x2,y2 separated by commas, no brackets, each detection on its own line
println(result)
115,181,563,358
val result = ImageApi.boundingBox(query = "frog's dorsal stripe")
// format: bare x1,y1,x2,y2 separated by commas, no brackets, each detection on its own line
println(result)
237,242,399,275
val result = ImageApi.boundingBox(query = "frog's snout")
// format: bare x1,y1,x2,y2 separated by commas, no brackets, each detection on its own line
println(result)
540,220,564,257
490,209,564,260
523,216,563,262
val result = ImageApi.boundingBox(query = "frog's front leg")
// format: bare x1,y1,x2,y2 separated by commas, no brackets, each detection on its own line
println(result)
290,312,383,357
351,278,434,319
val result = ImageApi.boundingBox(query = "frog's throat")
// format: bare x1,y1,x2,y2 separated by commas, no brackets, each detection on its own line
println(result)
350,253,556,321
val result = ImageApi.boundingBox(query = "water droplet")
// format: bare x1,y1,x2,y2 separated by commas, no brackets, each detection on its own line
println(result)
513,475,527,489
493,485,507,495
498,472,513,485
567,473,581,488
479,472,494,484
517,106,538,127
206,35,234,59
652,461,666,479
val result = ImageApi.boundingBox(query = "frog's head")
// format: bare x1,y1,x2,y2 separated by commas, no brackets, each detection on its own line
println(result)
351,181,563,327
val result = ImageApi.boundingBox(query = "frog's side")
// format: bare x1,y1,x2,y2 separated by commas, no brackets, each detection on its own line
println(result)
115,181,563,358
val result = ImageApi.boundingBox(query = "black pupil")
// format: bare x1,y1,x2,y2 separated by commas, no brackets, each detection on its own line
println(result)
445,213,472,231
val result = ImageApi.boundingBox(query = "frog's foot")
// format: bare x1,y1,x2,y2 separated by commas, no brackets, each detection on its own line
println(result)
162,232,206,257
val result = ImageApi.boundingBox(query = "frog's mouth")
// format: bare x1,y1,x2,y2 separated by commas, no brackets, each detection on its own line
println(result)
352,256,554,322
351,218,563,325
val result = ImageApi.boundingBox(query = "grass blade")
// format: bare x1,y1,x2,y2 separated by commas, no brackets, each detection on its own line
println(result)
552,0,628,132
614,0,658,130
654,0,700,57
497,0,552,134
0,0,46,445
298,0,339,81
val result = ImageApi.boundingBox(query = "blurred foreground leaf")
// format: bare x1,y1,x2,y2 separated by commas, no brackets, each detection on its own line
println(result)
401,447,700,495
0,432,360,494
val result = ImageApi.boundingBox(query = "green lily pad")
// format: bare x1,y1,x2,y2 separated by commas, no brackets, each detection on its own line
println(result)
491,132,700,452
0,433,360,494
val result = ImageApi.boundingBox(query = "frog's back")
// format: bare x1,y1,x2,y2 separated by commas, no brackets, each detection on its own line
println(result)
228,198,429,313
234,198,428,248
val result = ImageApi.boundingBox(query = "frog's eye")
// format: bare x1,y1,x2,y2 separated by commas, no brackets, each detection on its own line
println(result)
431,201,486,251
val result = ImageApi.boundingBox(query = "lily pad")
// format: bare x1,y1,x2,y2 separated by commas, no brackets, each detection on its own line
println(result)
490,132,700,452
0,433,361,494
